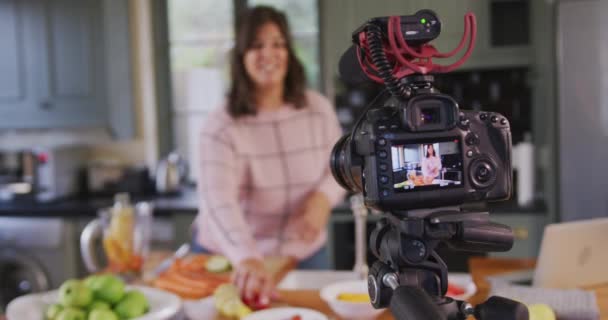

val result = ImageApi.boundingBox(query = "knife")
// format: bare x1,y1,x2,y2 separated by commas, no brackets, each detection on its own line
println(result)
152,243,191,277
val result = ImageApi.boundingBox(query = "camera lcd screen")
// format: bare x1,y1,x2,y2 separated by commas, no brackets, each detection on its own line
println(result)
391,138,463,192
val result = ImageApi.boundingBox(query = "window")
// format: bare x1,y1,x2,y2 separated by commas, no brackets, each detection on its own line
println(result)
166,0,320,180
167,0,234,180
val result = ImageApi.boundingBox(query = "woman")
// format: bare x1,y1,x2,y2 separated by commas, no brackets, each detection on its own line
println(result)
193,6,345,304
421,144,442,184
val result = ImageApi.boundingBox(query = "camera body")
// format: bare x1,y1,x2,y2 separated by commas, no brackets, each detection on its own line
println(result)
331,76,512,212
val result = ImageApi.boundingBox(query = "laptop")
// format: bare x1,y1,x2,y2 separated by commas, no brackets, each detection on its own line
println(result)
532,218,608,288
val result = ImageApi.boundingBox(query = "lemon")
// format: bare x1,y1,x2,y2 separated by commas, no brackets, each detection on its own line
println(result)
528,304,556,320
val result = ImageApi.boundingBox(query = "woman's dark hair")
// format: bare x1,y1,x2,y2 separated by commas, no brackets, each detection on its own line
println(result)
425,144,435,158
227,6,307,118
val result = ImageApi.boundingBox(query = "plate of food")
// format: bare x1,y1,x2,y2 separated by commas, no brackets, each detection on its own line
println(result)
242,307,328,320
6,275,181,320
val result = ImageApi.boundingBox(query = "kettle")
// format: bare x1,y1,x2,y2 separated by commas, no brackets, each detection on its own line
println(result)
155,152,188,194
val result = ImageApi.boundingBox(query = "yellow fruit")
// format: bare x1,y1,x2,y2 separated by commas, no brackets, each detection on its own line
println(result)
213,284,239,308
528,304,556,320
109,210,134,253
235,302,252,318
213,284,252,319
337,292,371,303
218,299,252,319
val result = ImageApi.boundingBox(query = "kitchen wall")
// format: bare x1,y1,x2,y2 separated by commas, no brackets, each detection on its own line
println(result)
0,0,157,170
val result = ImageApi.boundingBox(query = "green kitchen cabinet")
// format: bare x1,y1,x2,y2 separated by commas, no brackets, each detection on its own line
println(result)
0,0,134,139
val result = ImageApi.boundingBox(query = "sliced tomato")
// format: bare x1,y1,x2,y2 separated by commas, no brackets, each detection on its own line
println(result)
242,294,271,310
446,282,465,296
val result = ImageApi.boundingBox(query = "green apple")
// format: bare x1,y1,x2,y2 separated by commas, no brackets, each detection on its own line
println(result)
122,290,149,310
55,308,86,320
87,300,111,311
88,275,125,304
58,280,93,308
113,297,147,319
87,309,119,320
83,275,102,289
45,303,63,320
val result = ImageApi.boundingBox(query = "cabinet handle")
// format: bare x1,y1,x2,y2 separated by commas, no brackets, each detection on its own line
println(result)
40,100,53,110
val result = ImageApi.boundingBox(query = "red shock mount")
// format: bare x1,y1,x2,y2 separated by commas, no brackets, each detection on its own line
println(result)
356,12,477,84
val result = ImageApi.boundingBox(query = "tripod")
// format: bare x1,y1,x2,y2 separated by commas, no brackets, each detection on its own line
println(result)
367,208,530,320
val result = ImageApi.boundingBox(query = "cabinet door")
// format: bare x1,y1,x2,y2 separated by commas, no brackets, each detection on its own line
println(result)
0,1,43,120
0,0,106,128
38,0,106,127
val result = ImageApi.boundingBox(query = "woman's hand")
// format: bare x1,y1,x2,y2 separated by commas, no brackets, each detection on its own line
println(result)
232,258,274,305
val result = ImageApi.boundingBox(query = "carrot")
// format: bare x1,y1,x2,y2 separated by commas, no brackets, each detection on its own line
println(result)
174,269,230,282
161,271,213,291
153,276,213,299
153,254,232,299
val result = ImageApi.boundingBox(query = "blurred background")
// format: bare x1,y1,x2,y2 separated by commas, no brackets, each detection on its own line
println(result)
0,0,607,311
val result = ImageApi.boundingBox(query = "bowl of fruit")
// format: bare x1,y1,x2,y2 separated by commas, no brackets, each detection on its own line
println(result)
6,274,181,320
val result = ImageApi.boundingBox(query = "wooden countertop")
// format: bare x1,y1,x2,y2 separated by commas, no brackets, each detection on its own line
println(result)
4,256,606,320
212,257,608,320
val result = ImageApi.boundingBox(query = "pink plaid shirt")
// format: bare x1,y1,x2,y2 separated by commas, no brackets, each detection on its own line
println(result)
195,90,346,265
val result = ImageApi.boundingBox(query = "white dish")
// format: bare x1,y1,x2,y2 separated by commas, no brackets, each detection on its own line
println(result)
446,273,477,300
243,307,328,320
320,280,384,320
6,285,182,320
318,274,476,320
278,270,360,290
182,296,218,320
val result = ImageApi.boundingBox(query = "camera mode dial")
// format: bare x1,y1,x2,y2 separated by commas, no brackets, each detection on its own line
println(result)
469,157,498,189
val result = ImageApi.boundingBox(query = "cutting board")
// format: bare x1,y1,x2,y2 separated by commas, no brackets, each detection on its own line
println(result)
143,252,295,281
142,251,297,299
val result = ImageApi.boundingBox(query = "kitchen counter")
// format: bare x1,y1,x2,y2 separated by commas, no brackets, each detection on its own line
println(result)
0,188,546,218
0,188,199,217
331,195,547,215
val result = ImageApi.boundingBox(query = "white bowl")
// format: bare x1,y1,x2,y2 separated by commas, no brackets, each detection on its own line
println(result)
6,285,181,320
320,280,384,320
446,273,477,300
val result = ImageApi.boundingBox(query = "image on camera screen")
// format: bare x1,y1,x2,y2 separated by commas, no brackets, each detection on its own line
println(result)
391,139,463,191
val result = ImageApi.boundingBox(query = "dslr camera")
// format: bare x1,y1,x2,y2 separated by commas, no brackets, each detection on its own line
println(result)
330,10,528,320
331,10,512,213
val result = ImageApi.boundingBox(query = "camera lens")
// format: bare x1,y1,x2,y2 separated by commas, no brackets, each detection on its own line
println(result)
330,134,363,192
469,158,497,189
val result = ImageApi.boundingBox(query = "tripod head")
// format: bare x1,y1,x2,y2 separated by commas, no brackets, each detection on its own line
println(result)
367,209,529,320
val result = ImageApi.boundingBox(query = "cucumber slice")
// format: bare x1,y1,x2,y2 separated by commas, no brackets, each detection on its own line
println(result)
206,255,232,273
